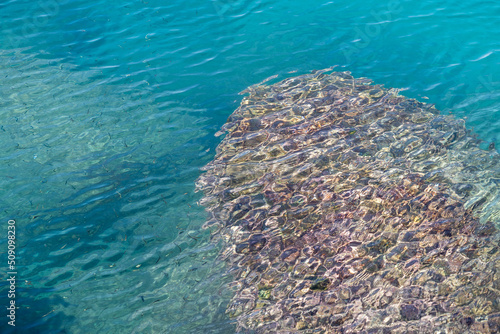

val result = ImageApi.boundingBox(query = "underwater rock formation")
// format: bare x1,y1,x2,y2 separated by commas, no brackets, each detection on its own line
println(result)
196,69,500,333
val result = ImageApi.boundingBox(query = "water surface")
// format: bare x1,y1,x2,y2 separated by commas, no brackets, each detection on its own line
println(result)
0,0,499,332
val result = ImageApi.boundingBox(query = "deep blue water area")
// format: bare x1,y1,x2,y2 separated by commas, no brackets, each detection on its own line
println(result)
0,0,499,333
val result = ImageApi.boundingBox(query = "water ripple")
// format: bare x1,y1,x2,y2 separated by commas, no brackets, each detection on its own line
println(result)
1,0,499,332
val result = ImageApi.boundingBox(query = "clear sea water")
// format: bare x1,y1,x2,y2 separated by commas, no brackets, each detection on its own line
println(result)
0,0,499,333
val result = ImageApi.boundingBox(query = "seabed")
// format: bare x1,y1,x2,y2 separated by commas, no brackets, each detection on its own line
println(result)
197,69,500,333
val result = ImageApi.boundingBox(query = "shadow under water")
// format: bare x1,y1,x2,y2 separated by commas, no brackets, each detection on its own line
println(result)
197,69,500,333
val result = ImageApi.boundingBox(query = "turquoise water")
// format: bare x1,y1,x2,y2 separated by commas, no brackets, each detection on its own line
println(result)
0,0,499,333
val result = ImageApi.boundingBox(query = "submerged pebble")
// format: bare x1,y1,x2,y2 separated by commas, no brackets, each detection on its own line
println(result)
197,69,500,333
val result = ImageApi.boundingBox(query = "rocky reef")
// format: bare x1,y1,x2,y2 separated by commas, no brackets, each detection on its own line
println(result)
196,69,500,333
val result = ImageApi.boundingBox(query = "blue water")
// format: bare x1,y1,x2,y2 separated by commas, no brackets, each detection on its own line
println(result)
0,0,499,333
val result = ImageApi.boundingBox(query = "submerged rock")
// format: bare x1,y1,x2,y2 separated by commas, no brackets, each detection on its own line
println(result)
196,69,500,333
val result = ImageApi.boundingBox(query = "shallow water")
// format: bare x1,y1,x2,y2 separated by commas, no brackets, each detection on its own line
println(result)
0,0,499,333
197,71,500,332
